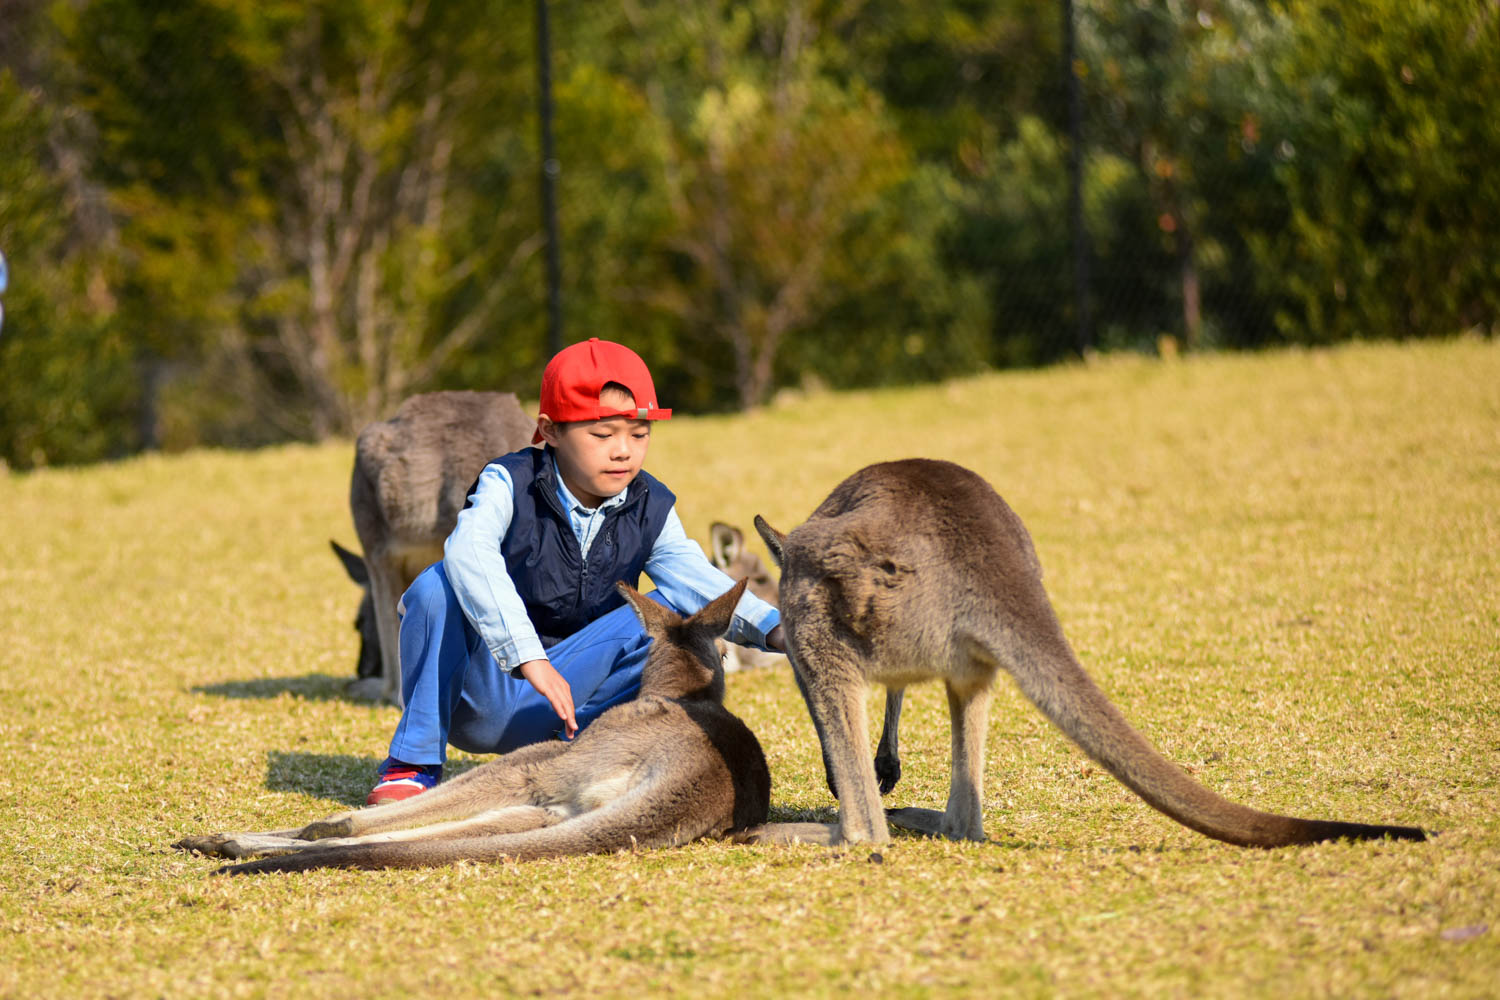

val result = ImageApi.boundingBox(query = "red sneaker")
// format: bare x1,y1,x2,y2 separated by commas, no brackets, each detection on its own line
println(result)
365,759,441,806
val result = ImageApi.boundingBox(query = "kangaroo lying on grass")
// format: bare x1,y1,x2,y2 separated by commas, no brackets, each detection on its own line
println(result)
750,459,1427,848
174,581,771,873
337,391,534,705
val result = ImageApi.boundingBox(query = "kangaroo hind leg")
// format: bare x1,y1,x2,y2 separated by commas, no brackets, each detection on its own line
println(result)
887,681,991,842
174,831,310,860
195,805,566,863
305,740,569,840
219,773,706,873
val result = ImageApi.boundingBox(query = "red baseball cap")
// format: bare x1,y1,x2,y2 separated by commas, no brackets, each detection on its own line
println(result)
533,338,672,443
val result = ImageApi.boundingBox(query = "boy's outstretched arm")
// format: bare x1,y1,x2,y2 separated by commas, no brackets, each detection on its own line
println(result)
642,507,781,649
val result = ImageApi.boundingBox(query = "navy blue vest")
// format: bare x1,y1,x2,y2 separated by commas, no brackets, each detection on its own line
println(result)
471,446,677,649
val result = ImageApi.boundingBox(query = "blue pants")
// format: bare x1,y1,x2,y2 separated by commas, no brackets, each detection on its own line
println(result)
387,562,672,765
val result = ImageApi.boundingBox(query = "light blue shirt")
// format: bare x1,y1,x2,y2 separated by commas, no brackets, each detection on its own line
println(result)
443,454,781,672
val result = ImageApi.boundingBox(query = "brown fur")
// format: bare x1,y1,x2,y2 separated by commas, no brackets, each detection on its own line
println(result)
340,391,535,704
175,581,771,873
749,459,1426,848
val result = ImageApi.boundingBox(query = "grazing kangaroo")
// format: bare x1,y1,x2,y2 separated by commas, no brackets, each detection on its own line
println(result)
341,391,534,704
751,459,1427,848
174,581,772,873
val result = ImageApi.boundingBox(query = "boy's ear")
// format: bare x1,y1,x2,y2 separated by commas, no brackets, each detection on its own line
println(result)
616,582,679,636
535,415,561,446
688,578,748,638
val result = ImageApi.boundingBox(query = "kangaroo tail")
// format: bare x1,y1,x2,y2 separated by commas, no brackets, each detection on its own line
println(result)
1003,631,1426,847
217,780,721,874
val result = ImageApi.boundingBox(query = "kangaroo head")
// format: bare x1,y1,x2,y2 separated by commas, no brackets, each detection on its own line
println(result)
709,522,744,568
330,540,381,680
617,579,748,702
709,522,779,606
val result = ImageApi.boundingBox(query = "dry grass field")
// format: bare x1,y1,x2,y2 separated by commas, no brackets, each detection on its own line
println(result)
1,338,1496,997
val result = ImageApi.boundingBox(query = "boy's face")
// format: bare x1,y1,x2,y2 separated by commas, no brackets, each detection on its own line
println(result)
538,395,652,509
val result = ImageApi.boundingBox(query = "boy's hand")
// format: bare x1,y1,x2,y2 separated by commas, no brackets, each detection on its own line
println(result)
518,659,578,739
767,625,786,653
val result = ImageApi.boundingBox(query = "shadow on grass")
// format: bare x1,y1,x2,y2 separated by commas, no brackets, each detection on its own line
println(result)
267,750,383,806
193,672,365,703
265,751,485,807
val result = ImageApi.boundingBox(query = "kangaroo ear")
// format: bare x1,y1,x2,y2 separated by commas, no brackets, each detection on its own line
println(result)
753,516,786,568
330,540,369,585
616,582,680,636
689,578,748,638
709,522,743,568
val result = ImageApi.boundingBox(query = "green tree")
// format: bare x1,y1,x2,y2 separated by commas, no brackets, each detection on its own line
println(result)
0,5,135,469
603,0,986,408
61,0,548,441
1247,0,1500,341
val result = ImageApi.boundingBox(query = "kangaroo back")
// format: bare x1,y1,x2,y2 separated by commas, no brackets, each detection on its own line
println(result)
352,391,534,548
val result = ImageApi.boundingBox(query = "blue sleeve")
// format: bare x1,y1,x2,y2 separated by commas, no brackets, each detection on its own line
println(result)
643,506,781,649
443,464,549,671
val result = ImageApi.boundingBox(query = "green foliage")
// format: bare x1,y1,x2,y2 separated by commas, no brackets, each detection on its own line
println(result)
1075,0,1500,350
0,70,137,469
1248,0,1500,342
3,0,1497,466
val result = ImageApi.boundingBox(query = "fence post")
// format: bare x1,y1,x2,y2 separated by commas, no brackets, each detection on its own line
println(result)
536,0,563,356
1063,0,1092,355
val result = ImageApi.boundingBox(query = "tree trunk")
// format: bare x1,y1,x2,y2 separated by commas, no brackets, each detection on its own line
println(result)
1179,218,1202,350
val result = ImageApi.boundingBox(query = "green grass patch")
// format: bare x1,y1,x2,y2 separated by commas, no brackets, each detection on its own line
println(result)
2,339,1497,997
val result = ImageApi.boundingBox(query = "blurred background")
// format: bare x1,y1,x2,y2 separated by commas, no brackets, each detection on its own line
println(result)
0,0,1495,469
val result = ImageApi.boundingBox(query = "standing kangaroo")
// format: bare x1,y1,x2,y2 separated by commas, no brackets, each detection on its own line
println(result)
751,459,1426,848
174,581,771,873
340,391,534,704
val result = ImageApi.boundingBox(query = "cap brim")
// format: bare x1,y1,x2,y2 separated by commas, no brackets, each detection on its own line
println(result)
594,407,672,422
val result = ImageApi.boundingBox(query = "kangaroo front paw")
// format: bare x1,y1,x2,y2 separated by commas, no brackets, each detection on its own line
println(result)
874,753,902,795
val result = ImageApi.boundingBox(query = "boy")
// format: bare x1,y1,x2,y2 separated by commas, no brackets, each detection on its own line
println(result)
368,338,785,804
